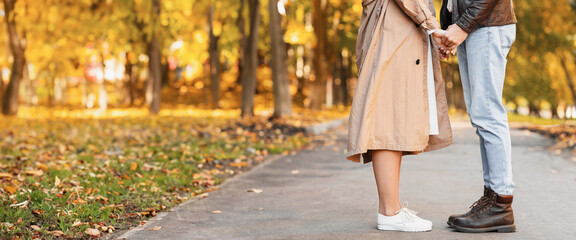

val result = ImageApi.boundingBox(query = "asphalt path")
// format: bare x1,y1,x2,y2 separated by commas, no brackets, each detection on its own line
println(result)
117,121,576,240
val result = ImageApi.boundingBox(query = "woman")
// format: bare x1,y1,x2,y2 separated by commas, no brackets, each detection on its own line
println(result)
348,0,453,232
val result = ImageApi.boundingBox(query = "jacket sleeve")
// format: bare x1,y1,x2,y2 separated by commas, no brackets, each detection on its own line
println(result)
393,0,440,31
456,0,500,33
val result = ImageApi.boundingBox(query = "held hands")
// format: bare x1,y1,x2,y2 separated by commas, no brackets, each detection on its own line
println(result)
442,24,468,50
432,30,452,60
432,24,468,60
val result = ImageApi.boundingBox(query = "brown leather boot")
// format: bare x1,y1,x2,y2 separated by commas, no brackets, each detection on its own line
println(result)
447,186,491,227
451,189,515,233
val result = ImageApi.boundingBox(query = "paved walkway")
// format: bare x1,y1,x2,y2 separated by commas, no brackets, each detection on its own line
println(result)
117,122,576,240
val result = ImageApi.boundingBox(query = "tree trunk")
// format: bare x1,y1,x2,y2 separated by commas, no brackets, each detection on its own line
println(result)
310,0,328,110
240,0,260,118
269,0,293,117
560,57,576,104
528,102,541,117
295,45,306,106
551,104,559,119
335,52,350,106
342,53,350,106
2,0,26,116
0,68,4,104
325,4,343,109
203,62,209,106
147,0,162,114
48,73,55,107
237,0,246,85
125,52,138,106
161,60,169,86
209,4,221,109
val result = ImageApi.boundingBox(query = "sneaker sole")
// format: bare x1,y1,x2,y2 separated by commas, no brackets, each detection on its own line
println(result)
377,225,432,232
452,224,516,233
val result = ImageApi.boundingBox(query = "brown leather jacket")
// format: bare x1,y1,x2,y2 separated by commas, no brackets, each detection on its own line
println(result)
441,0,517,33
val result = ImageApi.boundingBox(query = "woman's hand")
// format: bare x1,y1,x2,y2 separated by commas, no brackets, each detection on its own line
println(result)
432,29,448,49
432,29,456,59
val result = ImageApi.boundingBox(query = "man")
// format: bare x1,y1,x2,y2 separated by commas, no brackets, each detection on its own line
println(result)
440,0,517,233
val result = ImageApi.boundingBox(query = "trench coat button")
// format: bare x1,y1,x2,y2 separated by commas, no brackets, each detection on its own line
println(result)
416,59,421,65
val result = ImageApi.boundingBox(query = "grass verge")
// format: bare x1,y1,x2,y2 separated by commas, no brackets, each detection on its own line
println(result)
0,108,336,239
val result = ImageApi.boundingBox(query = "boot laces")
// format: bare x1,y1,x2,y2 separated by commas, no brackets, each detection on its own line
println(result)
477,194,497,214
469,196,489,210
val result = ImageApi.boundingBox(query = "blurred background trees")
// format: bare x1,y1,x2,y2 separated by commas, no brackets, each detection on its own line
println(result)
0,0,575,119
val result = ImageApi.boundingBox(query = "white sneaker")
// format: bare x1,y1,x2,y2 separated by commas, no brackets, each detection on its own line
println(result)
377,203,432,232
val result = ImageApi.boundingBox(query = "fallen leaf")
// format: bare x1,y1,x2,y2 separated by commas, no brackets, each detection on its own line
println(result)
55,176,61,187
72,198,87,205
130,162,138,171
32,209,45,215
85,228,101,237
69,180,80,186
16,217,22,224
196,193,209,199
3,185,17,195
51,230,66,237
0,172,12,179
37,163,49,172
24,170,44,176
229,162,247,168
31,225,41,230
212,210,222,214
247,189,263,193
150,226,162,231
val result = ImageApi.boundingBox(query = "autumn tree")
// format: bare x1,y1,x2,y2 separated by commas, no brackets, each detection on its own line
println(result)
310,0,328,110
506,0,576,116
240,0,260,117
147,0,162,114
208,3,222,109
2,0,26,115
269,0,293,117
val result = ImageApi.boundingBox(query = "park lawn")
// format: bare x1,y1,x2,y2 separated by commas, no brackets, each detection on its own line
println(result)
0,108,335,239
507,113,570,126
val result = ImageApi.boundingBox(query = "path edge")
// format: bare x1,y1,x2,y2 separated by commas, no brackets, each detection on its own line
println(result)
112,117,348,239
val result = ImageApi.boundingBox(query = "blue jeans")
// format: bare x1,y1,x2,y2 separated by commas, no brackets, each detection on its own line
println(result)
457,25,516,196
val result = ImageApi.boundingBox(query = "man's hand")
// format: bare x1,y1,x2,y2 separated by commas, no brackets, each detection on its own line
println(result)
442,24,468,51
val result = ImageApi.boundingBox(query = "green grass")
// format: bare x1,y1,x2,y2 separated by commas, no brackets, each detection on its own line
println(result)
507,113,574,126
0,114,309,239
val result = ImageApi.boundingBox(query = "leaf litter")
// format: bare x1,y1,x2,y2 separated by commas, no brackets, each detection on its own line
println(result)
0,112,318,239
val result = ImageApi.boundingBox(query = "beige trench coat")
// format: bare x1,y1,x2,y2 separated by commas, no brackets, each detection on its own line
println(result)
347,0,453,163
